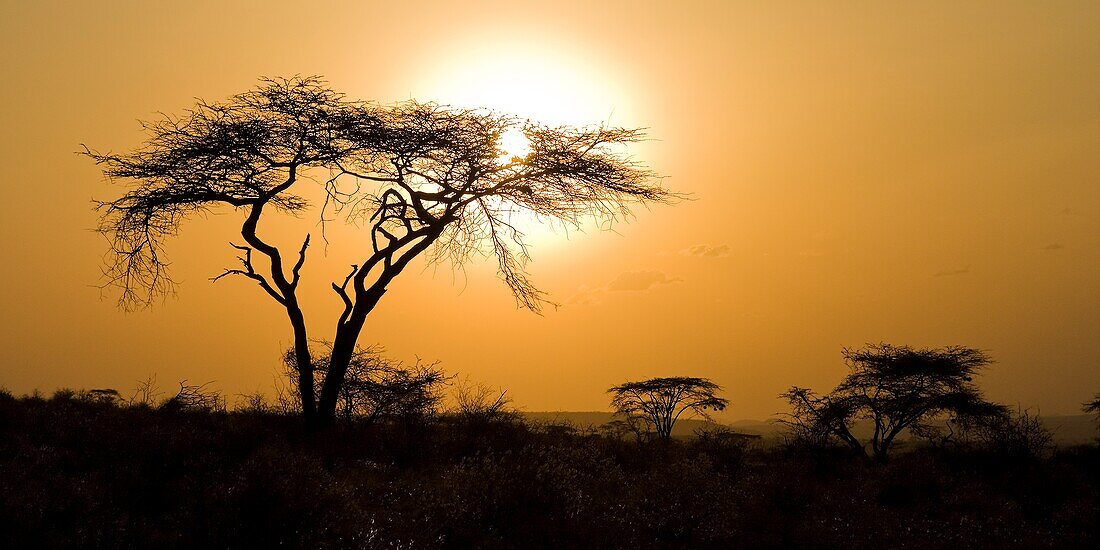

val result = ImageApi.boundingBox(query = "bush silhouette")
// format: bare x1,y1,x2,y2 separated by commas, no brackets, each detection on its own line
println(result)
1,382,1097,547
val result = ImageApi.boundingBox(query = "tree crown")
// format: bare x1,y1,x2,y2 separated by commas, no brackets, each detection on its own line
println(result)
85,76,674,312
608,377,729,419
779,343,1005,460
835,343,992,410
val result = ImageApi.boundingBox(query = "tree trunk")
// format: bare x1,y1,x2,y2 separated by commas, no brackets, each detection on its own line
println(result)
317,323,360,427
847,439,869,459
316,284,388,427
874,429,901,463
314,230,440,428
287,304,317,431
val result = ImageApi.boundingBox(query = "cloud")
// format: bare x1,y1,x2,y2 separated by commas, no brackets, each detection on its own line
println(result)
567,270,682,305
606,270,682,292
681,244,731,258
934,265,970,277
567,285,604,306
1042,243,1064,251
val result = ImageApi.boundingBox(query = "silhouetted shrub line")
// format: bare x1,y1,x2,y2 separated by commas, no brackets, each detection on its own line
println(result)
1,390,1096,547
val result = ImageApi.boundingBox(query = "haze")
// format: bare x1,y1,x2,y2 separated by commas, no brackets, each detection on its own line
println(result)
0,0,1096,420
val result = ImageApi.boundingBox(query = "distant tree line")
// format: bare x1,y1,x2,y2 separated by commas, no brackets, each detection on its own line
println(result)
27,340,1098,460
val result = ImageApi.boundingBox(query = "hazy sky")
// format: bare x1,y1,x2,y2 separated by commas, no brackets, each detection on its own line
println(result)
1,1,1097,419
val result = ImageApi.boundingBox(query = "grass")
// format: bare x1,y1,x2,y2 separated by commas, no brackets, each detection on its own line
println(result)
0,388,1097,548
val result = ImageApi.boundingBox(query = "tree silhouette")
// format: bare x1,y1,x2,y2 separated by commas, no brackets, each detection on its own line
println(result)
282,343,447,424
779,386,864,453
1085,394,1100,416
608,377,728,440
781,343,1005,462
85,77,673,429
1086,394,1100,440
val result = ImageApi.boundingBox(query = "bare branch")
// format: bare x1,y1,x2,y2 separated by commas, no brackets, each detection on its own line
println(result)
332,264,357,326
210,242,286,305
290,234,310,288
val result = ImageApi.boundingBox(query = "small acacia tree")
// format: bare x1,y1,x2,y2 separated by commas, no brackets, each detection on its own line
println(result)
780,343,1005,462
1085,394,1100,417
1086,394,1100,439
608,377,729,440
86,77,673,430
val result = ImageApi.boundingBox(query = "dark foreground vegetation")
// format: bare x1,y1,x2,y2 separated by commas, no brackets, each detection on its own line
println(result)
1,389,1097,549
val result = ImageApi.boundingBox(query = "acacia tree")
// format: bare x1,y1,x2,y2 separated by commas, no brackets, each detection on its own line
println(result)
780,343,1005,462
1086,394,1100,439
608,377,729,440
779,386,864,453
1085,394,1100,417
86,77,673,430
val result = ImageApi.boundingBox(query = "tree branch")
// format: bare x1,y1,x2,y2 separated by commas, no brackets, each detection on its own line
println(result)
211,242,286,305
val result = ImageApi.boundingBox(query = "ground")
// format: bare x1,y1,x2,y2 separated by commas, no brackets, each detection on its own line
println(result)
1,390,1097,548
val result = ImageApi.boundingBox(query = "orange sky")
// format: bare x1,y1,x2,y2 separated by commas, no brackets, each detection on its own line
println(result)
0,1,1097,419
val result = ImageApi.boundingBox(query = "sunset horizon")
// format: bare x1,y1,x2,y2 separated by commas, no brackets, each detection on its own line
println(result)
4,2,1097,421
1,2,1098,545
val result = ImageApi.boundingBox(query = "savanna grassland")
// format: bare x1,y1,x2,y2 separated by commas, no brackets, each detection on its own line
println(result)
1,388,1097,549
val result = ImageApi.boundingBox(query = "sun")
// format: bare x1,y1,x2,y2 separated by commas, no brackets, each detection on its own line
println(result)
416,42,634,249
497,127,531,161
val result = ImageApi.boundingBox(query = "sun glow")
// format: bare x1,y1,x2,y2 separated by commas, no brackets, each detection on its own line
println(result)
422,45,628,127
418,42,634,250
497,127,530,162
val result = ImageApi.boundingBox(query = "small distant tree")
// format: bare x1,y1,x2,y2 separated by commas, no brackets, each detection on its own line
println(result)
283,343,448,424
600,416,648,442
127,375,163,408
234,391,274,414
969,406,1053,459
83,389,122,406
159,380,226,413
1086,394,1100,440
1085,394,1100,417
85,77,673,430
780,344,1005,462
608,377,729,440
452,378,515,423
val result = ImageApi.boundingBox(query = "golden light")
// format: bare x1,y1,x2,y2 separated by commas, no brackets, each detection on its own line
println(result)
497,127,531,162
417,41,635,250
419,43,630,127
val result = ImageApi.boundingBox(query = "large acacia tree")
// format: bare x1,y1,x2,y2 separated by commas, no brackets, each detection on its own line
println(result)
85,77,673,429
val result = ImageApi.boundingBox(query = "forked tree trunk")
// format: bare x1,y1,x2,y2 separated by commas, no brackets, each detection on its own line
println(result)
317,322,363,428
287,307,316,431
316,280,391,428
314,231,441,428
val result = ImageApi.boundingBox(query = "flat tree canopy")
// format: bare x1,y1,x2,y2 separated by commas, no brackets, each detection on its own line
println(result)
608,377,729,440
85,77,675,429
781,343,1006,461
